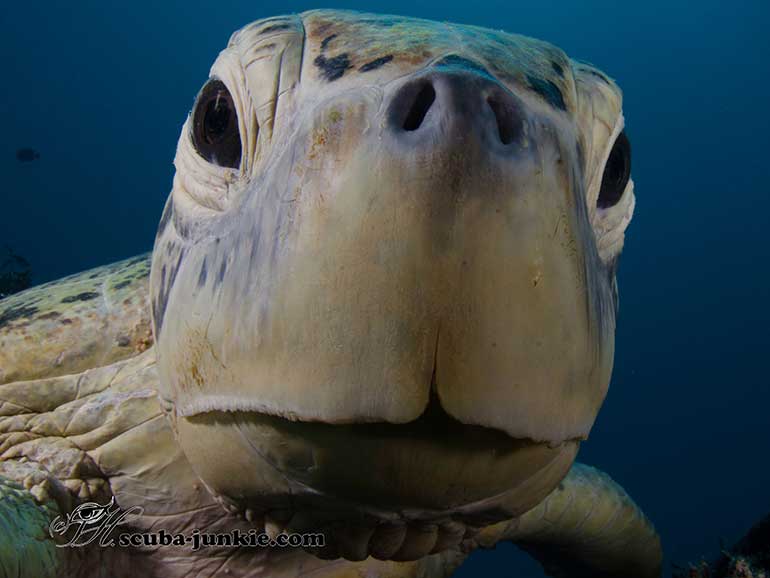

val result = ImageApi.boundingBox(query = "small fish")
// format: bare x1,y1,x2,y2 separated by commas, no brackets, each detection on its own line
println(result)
16,148,40,162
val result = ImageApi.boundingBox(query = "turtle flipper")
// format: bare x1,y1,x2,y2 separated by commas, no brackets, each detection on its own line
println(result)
478,463,662,578
0,476,60,578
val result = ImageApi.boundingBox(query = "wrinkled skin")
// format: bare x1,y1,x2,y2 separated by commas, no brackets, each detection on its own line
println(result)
0,10,656,578
151,9,634,559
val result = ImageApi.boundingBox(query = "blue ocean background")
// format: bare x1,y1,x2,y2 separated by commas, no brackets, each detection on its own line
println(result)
2,1,768,575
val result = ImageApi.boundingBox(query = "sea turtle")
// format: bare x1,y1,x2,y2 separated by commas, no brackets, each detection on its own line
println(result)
0,10,660,578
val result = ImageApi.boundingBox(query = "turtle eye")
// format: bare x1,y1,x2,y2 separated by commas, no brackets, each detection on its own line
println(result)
597,130,631,209
191,79,242,169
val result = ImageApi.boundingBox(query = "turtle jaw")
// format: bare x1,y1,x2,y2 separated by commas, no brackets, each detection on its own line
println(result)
172,396,578,561
167,310,587,562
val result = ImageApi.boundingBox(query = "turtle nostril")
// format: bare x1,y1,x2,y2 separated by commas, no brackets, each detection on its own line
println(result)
486,96,521,145
388,73,526,146
402,82,436,131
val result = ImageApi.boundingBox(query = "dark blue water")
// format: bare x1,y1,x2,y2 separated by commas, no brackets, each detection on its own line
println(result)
2,1,769,575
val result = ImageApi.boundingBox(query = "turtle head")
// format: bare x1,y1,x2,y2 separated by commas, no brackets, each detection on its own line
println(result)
149,10,634,559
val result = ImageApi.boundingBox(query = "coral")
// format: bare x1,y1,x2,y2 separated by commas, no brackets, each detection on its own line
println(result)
674,514,770,578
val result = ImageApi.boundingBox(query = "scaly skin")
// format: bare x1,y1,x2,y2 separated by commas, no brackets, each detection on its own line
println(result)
0,478,59,578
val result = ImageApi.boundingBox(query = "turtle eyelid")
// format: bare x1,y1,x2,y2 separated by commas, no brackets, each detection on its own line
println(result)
597,130,631,209
190,79,243,170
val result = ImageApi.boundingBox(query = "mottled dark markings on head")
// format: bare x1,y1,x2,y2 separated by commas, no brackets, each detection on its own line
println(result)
576,142,586,173
173,209,191,238
0,304,39,328
153,285,168,335
312,20,334,38
168,259,181,290
260,24,290,34
169,251,186,298
589,70,609,83
113,280,132,290
526,74,566,111
88,272,100,279
156,199,174,241
153,249,186,336
359,55,394,73
320,34,337,52
216,259,227,285
551,61,564,77
61,291,100,304
435,55,491,78
314,54,352,82
197,258,208,288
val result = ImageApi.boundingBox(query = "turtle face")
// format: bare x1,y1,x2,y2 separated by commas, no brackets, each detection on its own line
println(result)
150,10,634,559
